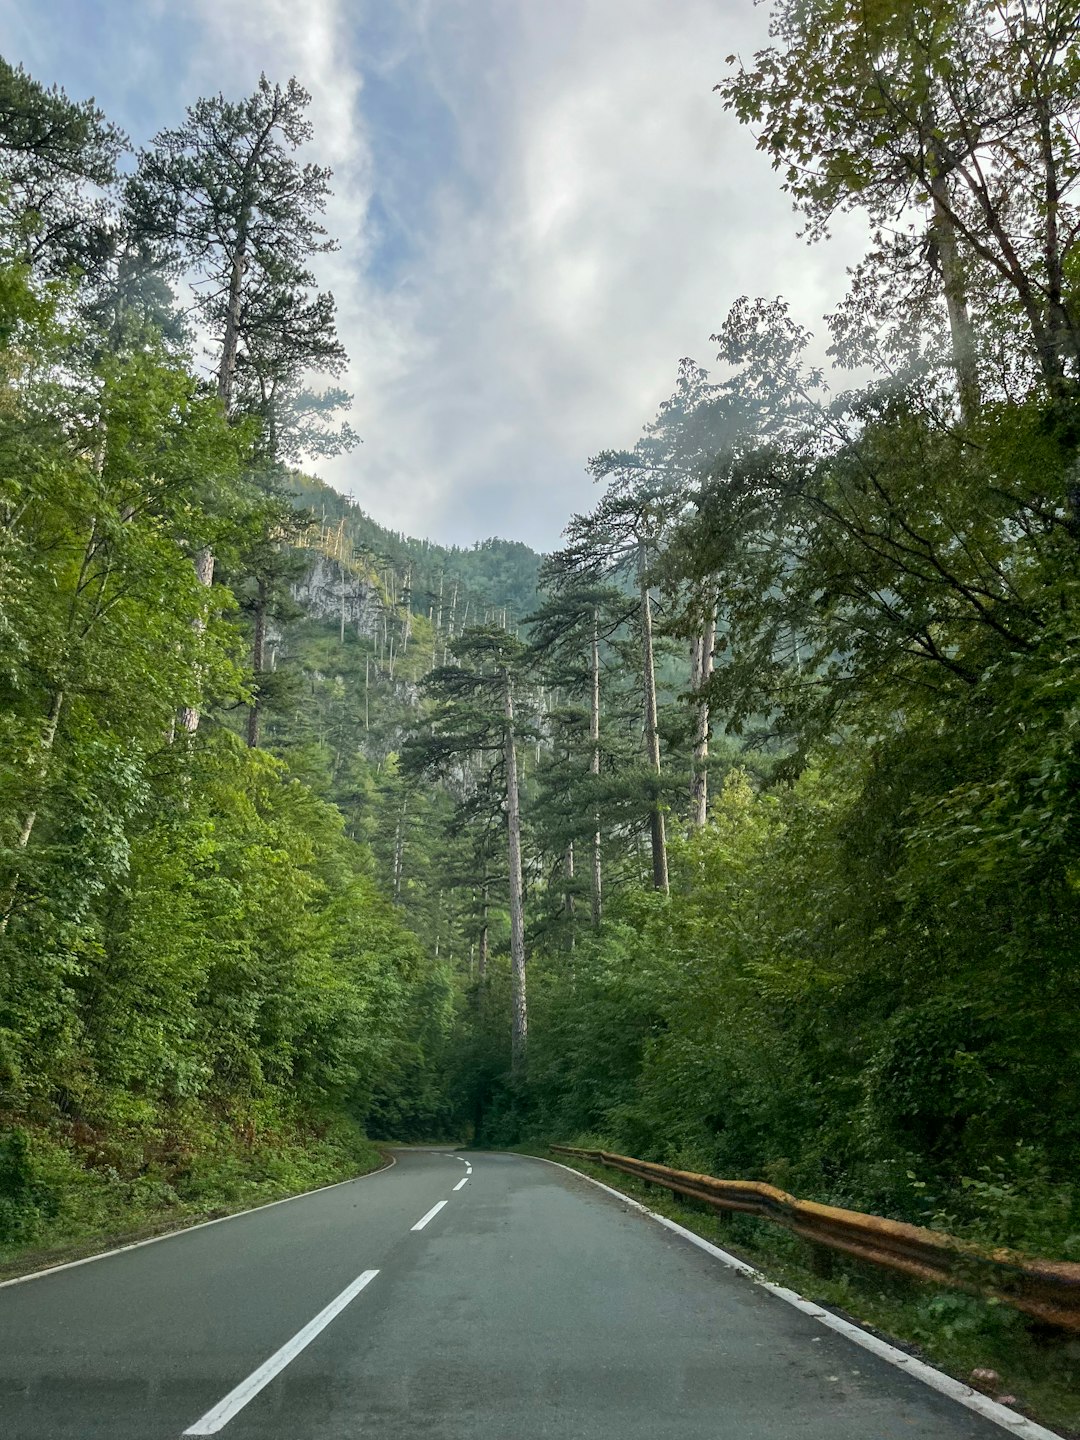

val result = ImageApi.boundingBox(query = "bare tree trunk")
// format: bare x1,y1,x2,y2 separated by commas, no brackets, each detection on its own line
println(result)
402,570,412,655
478,881,489,982
217,231,246,409
177,223,249,738
689,607,716,829
13,692,64,847
178,544,216,734
1032,87,1080,378
504,669,528,1072
923,110,979,422
195,544,215,587
247,576,268,748
639,541,669,894
0,688,65,934
179,229,248,737
392,797,407,901
590,609,603,926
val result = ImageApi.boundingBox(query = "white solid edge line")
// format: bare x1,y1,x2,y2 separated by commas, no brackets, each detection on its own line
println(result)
411,1199,448,1231
534,1156,1064,1440
182,1269,379,1435
453,1177,469,1191
0,1156,396,1291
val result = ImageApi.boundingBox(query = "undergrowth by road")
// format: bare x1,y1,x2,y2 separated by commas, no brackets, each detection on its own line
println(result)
0,1117,386,1282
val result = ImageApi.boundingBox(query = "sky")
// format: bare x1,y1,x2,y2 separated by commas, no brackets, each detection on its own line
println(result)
0,0,866,552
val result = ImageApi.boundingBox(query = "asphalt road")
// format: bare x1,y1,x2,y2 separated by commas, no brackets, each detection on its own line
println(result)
0,1147,1025,1438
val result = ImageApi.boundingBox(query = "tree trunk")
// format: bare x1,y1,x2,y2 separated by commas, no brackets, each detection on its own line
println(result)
217,229,247,409
927,139,980,423
247,576,268,748
590,609,603,925
0,688,64,934
178,544,216,734
689,607,716,829
1031,87,1080,379
392,797,407,901
478,882,489,981
504,669,528,1072
915,84,978,420
639,541,669,893
182,225,247,738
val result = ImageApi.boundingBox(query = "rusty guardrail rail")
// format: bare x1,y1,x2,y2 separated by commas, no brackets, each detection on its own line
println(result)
550,1145,1080,1331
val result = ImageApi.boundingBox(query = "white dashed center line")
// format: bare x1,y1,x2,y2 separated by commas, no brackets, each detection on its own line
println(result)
411,1200,448,1232
453,1177,468,1192
182,1270,379,1435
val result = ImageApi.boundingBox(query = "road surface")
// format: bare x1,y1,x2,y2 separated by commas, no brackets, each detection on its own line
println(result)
0,1147,1027,1438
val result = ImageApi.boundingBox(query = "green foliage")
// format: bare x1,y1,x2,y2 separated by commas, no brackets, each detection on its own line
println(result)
0,1114,383,1260
0,1128,58,1245
4,40,1080,1438
0,60,460,1256
469,28,1080,1400
510,758,1080,1254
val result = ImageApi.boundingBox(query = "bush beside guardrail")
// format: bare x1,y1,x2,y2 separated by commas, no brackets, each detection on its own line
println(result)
550,1145,1080,1331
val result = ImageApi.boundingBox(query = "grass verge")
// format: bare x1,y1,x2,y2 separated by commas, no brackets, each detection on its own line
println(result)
536,1147,1080,1439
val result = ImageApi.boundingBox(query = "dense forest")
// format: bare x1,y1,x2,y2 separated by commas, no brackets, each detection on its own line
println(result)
1,3,1079,1409
423,1,1080,1273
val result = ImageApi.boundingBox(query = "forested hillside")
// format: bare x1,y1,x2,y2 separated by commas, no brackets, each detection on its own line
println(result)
2,5,1080,1414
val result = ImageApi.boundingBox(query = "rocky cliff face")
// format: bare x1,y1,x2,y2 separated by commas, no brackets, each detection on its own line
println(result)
292,555,380,637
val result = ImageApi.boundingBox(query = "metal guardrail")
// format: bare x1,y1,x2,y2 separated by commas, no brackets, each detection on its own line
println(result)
550,1145,1080,1331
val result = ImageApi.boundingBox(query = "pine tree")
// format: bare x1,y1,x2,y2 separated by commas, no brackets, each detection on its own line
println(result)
403,626,532,1072
127,76,348,731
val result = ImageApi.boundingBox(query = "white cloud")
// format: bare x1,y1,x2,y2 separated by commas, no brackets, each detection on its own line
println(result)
313,0,868,550
0,0,870,551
